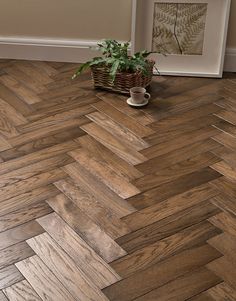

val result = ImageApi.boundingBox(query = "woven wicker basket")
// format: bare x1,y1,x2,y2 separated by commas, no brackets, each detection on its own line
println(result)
91,60,154,94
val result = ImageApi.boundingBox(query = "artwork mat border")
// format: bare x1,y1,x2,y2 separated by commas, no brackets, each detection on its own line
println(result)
131,0,231,77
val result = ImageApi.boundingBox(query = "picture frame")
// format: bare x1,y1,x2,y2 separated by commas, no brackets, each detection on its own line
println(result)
131,0,231,77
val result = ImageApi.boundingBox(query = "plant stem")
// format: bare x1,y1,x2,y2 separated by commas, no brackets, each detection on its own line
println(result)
173,4,183,55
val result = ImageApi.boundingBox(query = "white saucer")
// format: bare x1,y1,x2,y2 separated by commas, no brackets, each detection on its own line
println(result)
127,98,149,107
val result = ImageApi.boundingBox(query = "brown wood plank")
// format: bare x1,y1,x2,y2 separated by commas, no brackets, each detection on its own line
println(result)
37,213,121,289
117,201,220,253
0,185,58,218
149,103,222,130
0,168,66,203
0,155,73,189
136,138,221,175
0,83,33,116
76,135,143,180
63,162,136,218
211,161,236,182
27,233,109,301
86,111,149,151
18,105,94,134
92,101,154,137
207,282,236,301
47,194,127,262
0,74,42,104
0,242,34,269
54,179,130,239
69,148,140,199
0,202,53,232
208,233,236,264
129,167,221,210
133,268,221,301
146,115,220,145
0,220,44,251
208,212,236,237
0,265,24,290
15,255,76,301
134,152,220,192
111,221,221,278
81,122,147,165
103,244,221,301
124,184,219,232
3,280,42,301
207,257,236,288
0,128,84,162
8,117,89,147
141,126,220,159
0,140,79,175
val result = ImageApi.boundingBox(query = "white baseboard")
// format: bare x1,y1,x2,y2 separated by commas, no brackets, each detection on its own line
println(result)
0,37,235,73
0,37,102,63
224,48,236,72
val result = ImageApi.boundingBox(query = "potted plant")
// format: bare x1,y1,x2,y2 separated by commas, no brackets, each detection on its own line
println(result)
72,39,158,94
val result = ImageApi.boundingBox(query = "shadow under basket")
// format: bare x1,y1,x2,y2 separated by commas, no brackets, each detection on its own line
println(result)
91,61,154,95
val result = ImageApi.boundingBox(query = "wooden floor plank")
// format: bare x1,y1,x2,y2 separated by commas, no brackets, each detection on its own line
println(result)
141,126,220,159
133,268,221,301
47,194,127,263
27,233,109,301
0,140,79,175
207,282,236,301
3,280,42,301
0,265,24,290
124,184,218,231
63,162,136,218
0,201,53,232
54,179,130,239
15,255,76,301
134,152,220,192
37,213,121,289
103,244,221,301
0,74,42,104
81,122,147,165
86,111,150,151
0,220,44,251
0,62,235,300
129,168,221,210
0,242,34,270
92,101,154,137
76,135,143,180
0,185,58,218
111,221,221,278
136,138,221,175
117,201,220,253
69,148,140,199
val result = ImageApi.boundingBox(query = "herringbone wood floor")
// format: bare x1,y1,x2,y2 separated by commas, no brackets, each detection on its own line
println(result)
0,59,235,301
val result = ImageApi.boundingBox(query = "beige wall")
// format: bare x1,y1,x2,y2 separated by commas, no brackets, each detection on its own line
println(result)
0,0,235,47
227,0,236,47
0,0,132,40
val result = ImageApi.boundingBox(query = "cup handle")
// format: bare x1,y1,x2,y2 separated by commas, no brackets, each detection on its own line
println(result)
145,93,151,101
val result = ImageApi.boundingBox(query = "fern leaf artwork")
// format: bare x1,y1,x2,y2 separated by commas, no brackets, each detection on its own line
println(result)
152,2,208,55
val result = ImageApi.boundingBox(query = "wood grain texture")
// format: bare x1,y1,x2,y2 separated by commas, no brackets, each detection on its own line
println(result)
0,61,235,300
47,194,127,262
27,233,109,301
37,213,121,289
16,256,76,301
3,280,42,301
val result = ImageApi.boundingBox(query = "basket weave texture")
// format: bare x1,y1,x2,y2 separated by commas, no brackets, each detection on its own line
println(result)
91,60,154,94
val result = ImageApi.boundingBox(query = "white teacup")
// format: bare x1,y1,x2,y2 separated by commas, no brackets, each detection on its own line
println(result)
130,87,151,104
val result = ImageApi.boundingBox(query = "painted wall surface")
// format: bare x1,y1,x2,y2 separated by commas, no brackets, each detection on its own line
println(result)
227,0,236,47
0,0,132,40
0,0,235,47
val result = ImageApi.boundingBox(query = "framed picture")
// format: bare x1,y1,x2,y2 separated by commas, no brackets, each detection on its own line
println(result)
131,0,231,77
